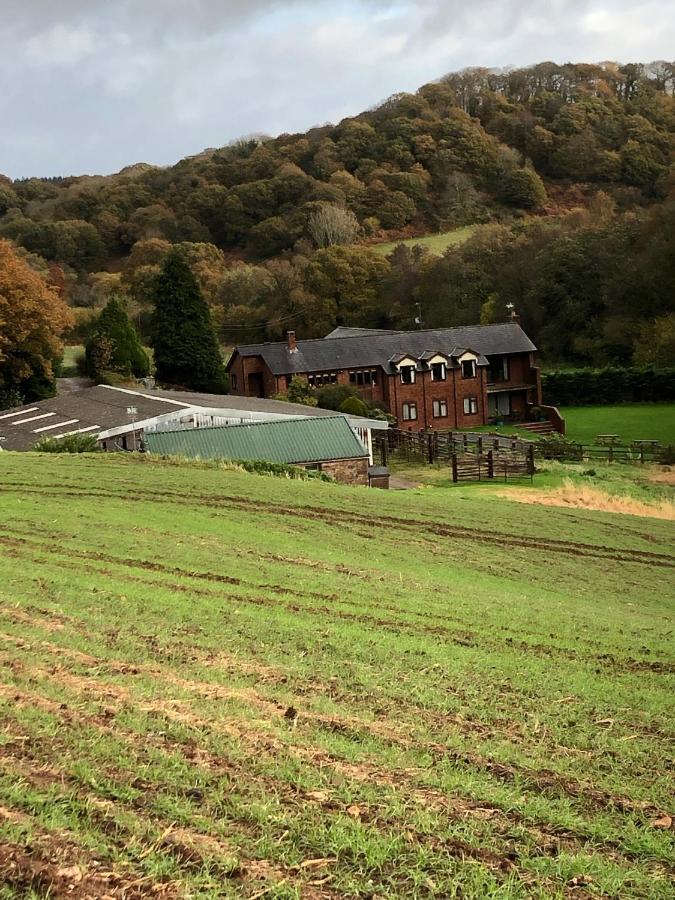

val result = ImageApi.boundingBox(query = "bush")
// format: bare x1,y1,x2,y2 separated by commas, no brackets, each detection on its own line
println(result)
542,366,675,406
315,383,359,410
287,377,318,406
339,395,369,416
34,433,101,453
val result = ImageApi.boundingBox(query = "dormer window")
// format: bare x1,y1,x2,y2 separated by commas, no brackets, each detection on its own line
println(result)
461,360,476,379
430,362,446,382
400,365,416,385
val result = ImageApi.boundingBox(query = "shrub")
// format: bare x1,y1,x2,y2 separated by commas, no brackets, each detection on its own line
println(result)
34,433,101,453
287,377,318,406
315,383,359,410
339,395,369,417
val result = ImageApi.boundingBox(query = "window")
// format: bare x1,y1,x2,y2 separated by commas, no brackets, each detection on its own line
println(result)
432,399,448,418
489,357,509,382
349,370,376,386
402,402,417,421
430,362,446,382
461,359,476,379
400,365,416,384
463,396,478,415
230,373,238,390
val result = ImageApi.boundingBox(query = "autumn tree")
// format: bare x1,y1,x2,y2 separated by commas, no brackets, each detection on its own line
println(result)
0,240,73,407
151,249,227,393
307,203,360,247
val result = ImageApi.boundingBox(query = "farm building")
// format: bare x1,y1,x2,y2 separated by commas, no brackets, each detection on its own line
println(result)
144,416,376,485
226,320,563,431
0,385,387,457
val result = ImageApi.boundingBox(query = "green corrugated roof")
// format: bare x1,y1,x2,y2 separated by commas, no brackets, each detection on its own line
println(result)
144,416,368,464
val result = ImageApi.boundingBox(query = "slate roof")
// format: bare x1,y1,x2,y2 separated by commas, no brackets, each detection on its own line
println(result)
230,323,536,376
0,385,187,452
149,389,356,419
0,385,387,452
145,416,368,464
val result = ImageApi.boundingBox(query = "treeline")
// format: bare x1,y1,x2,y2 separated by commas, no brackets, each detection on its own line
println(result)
1,60,673,274
89,185,671,367
542,367,675,406
0,60,673,372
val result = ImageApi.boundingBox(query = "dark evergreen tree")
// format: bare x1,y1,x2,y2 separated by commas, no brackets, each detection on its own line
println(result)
151,249,227,392
85,295,150,380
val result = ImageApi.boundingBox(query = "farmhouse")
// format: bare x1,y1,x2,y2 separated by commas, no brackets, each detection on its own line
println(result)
0,385,387,456
226,321,547,430
145,416,375,485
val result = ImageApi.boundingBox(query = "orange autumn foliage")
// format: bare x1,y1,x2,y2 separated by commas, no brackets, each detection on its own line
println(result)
0,240,73,395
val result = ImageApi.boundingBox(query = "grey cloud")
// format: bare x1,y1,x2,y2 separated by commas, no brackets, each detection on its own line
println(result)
0,0,673,177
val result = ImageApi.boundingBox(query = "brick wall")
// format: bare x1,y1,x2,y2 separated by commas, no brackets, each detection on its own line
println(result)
318,457,369,486
228,354,277,398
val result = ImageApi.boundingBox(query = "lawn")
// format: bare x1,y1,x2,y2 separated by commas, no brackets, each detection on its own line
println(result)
560,403,675,446
60,344,84,377
0,453,673,898
370,225,476,256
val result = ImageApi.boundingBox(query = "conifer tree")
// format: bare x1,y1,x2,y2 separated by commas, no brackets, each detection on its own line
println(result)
85,295,150,380
151,249,227,392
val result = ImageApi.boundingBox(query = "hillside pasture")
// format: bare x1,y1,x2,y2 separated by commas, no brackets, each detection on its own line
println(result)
369,225,476,256
0,454,673,898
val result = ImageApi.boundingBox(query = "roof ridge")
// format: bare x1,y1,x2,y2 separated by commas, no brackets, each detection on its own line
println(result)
150,414,346,436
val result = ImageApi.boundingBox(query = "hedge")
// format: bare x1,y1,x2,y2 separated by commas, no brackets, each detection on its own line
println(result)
542,367,675,407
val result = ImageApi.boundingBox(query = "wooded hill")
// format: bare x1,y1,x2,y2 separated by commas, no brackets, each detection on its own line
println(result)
1,60,674,367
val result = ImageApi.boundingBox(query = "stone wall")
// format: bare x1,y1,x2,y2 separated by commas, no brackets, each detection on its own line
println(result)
318,457,369,486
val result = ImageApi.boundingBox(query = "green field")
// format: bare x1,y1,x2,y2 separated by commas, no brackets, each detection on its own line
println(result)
60,345,84,377
370,225,476,256
0,454,673,898
560,404,675,446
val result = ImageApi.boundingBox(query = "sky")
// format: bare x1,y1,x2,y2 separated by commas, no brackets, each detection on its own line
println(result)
1,0,673,179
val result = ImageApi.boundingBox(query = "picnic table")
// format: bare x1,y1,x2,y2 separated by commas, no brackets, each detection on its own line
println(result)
596,434,620,445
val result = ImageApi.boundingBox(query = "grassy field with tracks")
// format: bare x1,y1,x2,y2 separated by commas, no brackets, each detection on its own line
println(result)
0,453,673,898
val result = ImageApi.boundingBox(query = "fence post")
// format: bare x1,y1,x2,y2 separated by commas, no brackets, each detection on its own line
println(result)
478,436,483,454
528,444,535,477
451,453,458,483
608,444,613,463
487,450,494,479
427,433,434,464
381,439,388,467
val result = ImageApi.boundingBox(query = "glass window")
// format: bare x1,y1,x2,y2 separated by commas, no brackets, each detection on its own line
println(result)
371,370,378,384
349,372,356,384
400,365,416,384
463,396,478,415
402,402,417,421
230,373,237,390
432,399,448,418
430,362,446,381
461,360,476,379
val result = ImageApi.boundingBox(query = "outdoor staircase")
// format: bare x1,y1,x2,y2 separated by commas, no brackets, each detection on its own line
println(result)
516,421,556,436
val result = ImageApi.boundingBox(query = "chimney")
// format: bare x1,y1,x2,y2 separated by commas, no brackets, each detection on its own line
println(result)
286,330,297,353
506,304,520,324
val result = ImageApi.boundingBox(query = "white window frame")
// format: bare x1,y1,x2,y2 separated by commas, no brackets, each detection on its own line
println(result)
430,362,446,382
461,359,476,379
402,402,418,421
463,396,478,415
400,365,416,385
432,399,448,418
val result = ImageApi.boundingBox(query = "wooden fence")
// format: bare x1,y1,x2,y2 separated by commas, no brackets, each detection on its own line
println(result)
374,429,674,468
452,448,535,484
